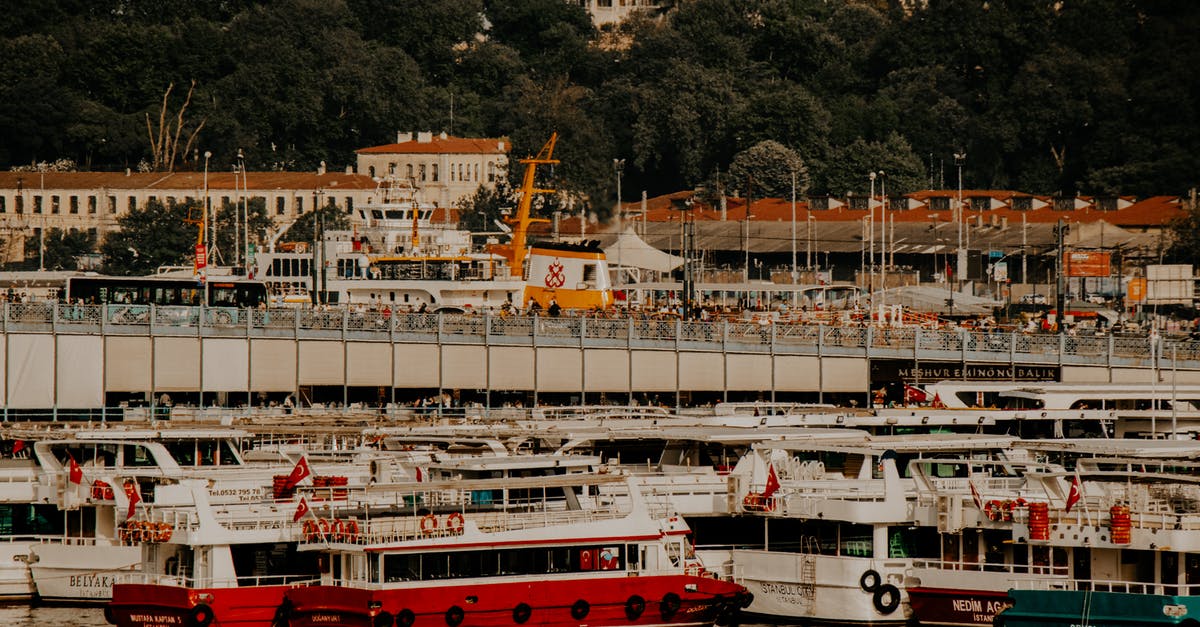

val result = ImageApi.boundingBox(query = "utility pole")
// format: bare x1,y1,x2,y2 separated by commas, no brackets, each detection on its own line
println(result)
868,172,876,295
743,175,752,282
954,151,966,300
1055,218,1069,330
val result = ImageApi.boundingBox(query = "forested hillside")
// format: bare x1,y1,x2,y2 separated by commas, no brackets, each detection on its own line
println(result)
1,0,1196,213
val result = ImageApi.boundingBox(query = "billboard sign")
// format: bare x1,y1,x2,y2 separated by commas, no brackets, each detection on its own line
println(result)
1066,251,1110,277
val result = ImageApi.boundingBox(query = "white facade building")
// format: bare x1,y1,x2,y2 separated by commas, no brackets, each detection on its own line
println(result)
355,131,508,209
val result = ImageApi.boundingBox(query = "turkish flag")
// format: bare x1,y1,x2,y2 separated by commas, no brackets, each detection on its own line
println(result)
293,497,310,522
12,440,25,456
284,456,312,490
68,455,83,485
968,479,984,510
762,464,781,499
125,482,141,520
1065,474,1082,513
903,384,927,404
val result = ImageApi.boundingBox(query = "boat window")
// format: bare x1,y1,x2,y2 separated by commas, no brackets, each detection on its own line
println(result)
122,444,157,468
165,441,196,466
198,441,219,466
220,441,241,466
0,504,64,535
383,545,624,582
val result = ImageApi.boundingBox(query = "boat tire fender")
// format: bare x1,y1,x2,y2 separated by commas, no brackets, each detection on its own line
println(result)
445,605,465,627
738,592,754,609
570,600,590,620
660,592,681,620
187,603,214,627
272,598,293,627
859,569,881,593
872,584,901,615
396,609,416,627
625,595,646,621
372,611,392,627
103,605,116,625
512,603,532,624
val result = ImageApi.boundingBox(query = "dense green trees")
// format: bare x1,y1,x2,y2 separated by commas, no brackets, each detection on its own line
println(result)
1,0,1196,221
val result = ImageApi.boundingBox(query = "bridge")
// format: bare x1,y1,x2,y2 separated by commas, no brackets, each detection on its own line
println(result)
1,302,1197,419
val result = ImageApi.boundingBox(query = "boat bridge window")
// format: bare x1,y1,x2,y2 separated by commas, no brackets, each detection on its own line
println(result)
122,444,157,467
164,440,241,467
382,545,625,583
0,504,64,536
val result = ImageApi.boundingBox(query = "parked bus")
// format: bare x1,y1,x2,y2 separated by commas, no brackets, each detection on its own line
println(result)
65,275,268,308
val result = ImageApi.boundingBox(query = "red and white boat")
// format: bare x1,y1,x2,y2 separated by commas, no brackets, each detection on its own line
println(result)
278,471,748,627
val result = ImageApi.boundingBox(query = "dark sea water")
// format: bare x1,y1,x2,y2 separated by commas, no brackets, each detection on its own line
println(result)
0,606,107,626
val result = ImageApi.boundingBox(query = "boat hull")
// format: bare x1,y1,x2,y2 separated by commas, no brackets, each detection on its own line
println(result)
29,543,141,603
284,574,747,627
998,588,1200,626
106,583,298,627
905,586,1013,627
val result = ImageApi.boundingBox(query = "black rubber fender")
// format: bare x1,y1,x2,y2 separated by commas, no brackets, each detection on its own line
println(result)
570,599,590,620
738,591,754,609
859,569,882,593
396,608,416,627
272,597,293,627
372,611,392,627
512,603,532,624
625,595,646,621
187,603,215,627
445,605,465,627
873,584,901,615
103,606,117,625
660,592,682,620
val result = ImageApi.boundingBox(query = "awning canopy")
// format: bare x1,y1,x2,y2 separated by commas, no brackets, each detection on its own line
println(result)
603,228,685,272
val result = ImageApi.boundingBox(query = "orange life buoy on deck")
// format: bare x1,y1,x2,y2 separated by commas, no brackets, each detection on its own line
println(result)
331,519,345,542
302,519,318,541
157,523,173,543
984,500,1004,522
445,512,464,534
344,519,360,543
317,518,331,538
420,514,438,535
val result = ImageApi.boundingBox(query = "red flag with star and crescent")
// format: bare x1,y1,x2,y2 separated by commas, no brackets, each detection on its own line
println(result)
125,482,142,520
68,455,83,485
1065,474,1082,513
284,456,312,490
762,464,781,499
968,479,984,510
293,497,310,522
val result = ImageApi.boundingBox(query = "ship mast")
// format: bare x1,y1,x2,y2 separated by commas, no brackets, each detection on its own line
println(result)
506,132,557,278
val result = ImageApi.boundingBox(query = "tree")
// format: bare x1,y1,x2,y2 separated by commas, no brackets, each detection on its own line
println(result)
20,228,96,271
101,199,197,275
728,141,808,199
278,200,352,244
210,197,273,268
456,181,518,234
1166,196,1200,264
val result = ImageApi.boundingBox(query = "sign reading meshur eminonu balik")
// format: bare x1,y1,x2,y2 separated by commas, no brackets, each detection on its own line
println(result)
872,360,1059,382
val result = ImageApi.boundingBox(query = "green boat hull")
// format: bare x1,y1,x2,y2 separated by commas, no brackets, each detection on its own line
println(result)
998,589,1200,626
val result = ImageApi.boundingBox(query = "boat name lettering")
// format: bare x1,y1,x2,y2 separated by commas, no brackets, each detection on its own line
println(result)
949,598,1012,621
310,614,343,623
894,364,1057,382
756,582,808,604
69,574,113,589
128,614,182,626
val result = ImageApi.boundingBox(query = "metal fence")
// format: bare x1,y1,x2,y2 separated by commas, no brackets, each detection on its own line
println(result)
3,303,1198,369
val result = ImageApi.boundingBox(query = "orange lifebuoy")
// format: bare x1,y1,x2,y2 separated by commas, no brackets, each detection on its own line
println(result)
420,514,438,535
331,519,345,542
445,512,464,534
984,500,1004,522
302,519,318,541
157,523,173,543
317,518,331,538
344,519,360,543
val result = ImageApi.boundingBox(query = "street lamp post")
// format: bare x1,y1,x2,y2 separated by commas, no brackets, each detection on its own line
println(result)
790,170,797,285
954,151,966,309
879,171,886,308
868,172,876,295
807,215,814,272
237,149,249,274
202,150,212,282
613,158,625,229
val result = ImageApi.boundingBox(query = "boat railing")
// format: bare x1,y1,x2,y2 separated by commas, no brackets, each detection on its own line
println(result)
909,558,1069,577
1011,577,1200,596
115,572,321,588
312,506,633,546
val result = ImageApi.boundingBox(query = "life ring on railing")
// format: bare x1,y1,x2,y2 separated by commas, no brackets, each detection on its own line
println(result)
445,512,464,535
156,522,173,543
317,518,331,538
1001,500,1017,522
302,519,319,541
984,500,1004,522
742,492,775,512
344,519,360,543
117,524,129,544
420,514,438,535
331,519,345,542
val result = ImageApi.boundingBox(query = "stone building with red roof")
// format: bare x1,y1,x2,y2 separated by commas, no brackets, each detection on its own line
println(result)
355,131,507,209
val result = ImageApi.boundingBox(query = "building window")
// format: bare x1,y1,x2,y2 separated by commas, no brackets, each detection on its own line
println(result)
458,164,464,181
449,165,455,182
847,196,868,211
345,197,353,214
487,162,496,183
221,196,230,207
0,196,5,213
88,196,97,214
368,166,376,178
474,164,479,181
1096,197,1118,212
1011,197,1032,211
166,196,177,207
69,195,79,214
929,197,951,211
406,164,413,179
276,197,285,216
388,162,396,175
419,164,426,181
51,195,60,214
14,195,22,213
1052,197,1074,211
34,195,43,213
432,164,439,182
128,197,137,212
295,196,304,214
108,196,117,213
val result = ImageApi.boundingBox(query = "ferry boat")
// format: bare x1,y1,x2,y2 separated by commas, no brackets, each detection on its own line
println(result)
280,472,748,627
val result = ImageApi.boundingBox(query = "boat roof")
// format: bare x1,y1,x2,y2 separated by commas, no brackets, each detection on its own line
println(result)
757,433,1018,454
1018,438,1200,458
66,428,250,441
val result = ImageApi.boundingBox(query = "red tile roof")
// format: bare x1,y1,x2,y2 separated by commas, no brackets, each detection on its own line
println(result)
357,135,508,156
0,171,378,192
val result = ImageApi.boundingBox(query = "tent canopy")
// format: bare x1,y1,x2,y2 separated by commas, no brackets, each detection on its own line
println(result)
603,228,685,272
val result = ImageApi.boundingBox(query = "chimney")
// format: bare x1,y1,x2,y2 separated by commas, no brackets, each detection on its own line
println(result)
990,214,998,227
317,160,326,175
345,165,353,174
125,168,131,177
417,131,433,143
439,131,448,140
1001,216,1008,229
498,141,506,151
397,131,413,143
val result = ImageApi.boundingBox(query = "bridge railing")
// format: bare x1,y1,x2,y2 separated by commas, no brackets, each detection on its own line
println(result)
4,303,1196,368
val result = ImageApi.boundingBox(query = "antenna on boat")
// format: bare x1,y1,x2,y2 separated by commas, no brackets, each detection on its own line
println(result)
506,133,557,278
